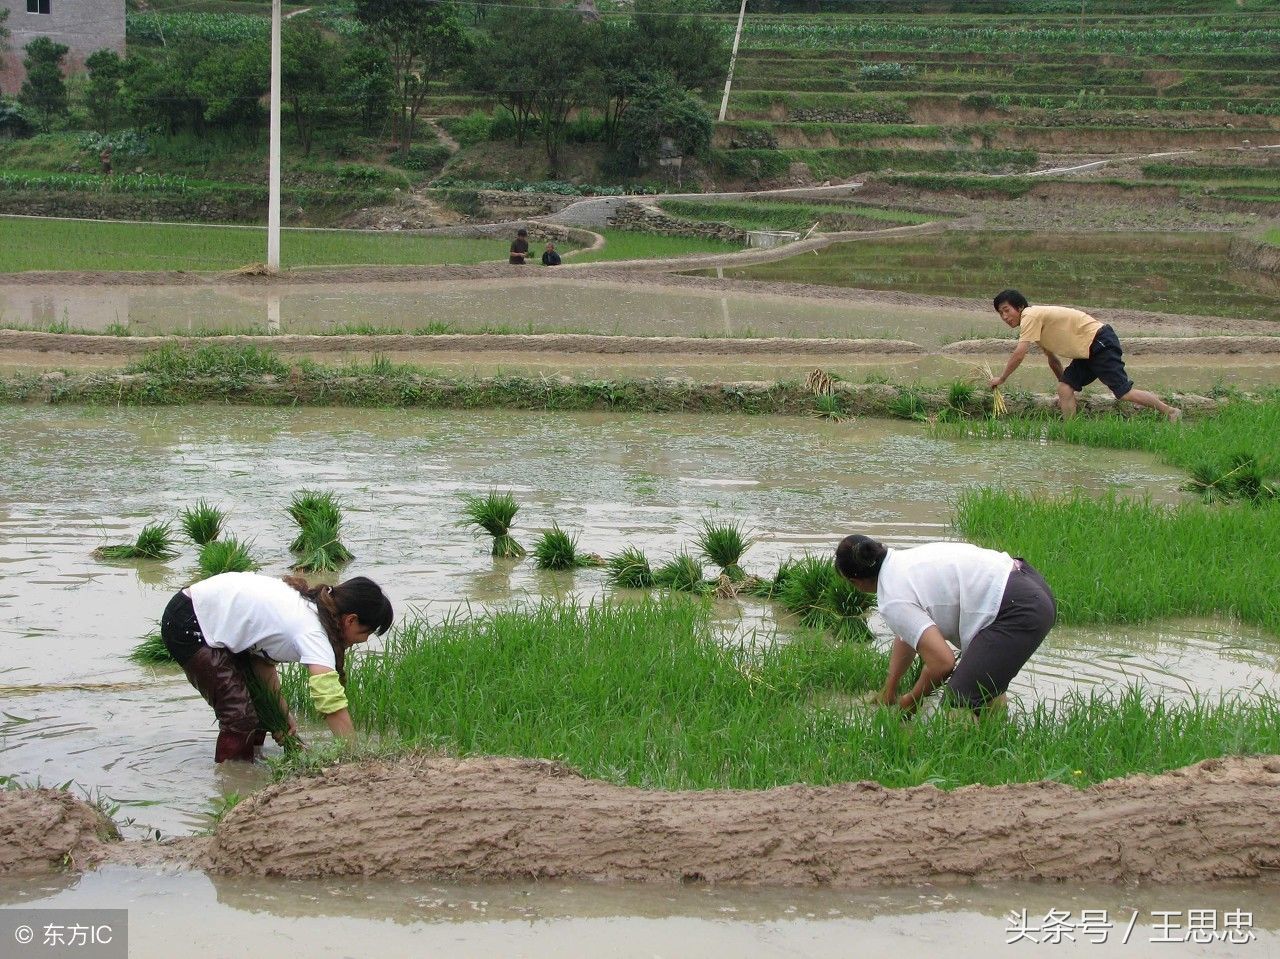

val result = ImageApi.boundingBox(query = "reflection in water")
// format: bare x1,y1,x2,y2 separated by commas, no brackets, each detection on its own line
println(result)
0,405,1271,838
0,867,1275,958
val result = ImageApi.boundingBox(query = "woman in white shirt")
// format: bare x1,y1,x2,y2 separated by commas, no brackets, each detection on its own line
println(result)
158,572,393,762
835,535,1055,714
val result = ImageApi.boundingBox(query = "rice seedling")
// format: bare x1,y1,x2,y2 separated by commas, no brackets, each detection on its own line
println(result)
947,380,976,411
810,394,849,423
94,522,178,560
776,555,874,642
288,490,353,572
804,368,834,395
971,363,1006,417
532,523,600,570
284,599,1280,791
459,491,525,558
653,553,711,593
179,500,225,546
241,665,303,755
197,538,260,579
128,629,174,665
696,519,755,582
888,389,927,422
605,546,654,589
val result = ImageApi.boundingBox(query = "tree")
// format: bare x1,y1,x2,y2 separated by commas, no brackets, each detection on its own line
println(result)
354,0,469,154
282,23,340,156
191,41,268,133
616,75,713,174
19,37,70,131
339,42,394,137
85,49,126,133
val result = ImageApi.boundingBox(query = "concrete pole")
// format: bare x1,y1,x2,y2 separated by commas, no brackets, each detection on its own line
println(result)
718,0,748,123
267,0,282,272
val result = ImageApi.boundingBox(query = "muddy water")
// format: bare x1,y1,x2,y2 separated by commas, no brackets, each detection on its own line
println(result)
0,405,1267,839
1,867,1276,958
0,278,984,343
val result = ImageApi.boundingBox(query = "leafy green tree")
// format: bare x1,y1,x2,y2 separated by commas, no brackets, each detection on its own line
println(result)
616,75,713,174
19,37,70,131
85,49,126,133
191,41,268,132
282,23,341,155
354,0,470,154
339,42,394,136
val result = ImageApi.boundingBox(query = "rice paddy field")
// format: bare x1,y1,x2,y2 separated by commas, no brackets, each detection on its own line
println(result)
709,230,1280,321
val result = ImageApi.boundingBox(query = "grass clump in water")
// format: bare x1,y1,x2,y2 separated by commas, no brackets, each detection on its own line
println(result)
288,490,354,573
653,553,711,593
305,598,1280,791
459,491,526,558
198,538,260,578
129,629,173,665
129,343,290,380
605,546,654,589
532,523,600,570
776,555,874,642
810,394,849,422
94,522,178,560
180,500,226,546
696,519,755,582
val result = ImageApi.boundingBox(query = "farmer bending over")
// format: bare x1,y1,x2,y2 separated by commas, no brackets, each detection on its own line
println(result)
988,289,1181,422
835,535,1056,715
160,572,393,762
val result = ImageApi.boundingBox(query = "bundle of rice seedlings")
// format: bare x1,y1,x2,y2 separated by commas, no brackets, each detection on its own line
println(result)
241,664,303,754
776,554,874,642
653,553,710,593
810,394,849,423
888,389,927,422
94,522,178,560
973,363,1007,417
288,490,353,572
198,538,260,579
533,523,589,570
1184,452,1273,504
743,557,798,599
695,519,755,582
128,628,174,665
459,491,526,558
604,546,654,588
947,380,976,411
180,500,226,546
804,368,834,396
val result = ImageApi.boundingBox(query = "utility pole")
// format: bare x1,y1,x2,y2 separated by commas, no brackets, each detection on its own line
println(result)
267,0,282,272
718,0,748,122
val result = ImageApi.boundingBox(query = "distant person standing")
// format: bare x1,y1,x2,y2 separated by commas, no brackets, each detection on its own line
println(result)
509,228,531,265
988,289,1182,422
99,147,113,176
541,241,562,266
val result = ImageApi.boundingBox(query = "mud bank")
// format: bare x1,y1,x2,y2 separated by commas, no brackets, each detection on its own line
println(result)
0,788,118,875
0,366,1228,417
203,755,1280,884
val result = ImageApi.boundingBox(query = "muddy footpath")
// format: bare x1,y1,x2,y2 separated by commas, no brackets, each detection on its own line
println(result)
5,755,1279,887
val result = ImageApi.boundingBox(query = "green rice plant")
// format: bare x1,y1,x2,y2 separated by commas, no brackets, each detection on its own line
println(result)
744,556,799,599
696,519,755,582
811,394,849,422
888,389,927,421
532,523,597,570
776,555,874,642
94,522,178,560
947,380,977,411
605,546,654,589
198,538,260,579
242,665,303,755
288,490,353,572
286,598,1280,791
653,553,711,593
128,629,173,665
954,488,1280,634
1184,453,1277,504
180,500,226,546
459,491,526,558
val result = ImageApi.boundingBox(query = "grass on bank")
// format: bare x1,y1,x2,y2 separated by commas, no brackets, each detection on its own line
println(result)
571,229,744,263
279,597,1280,791
660,198,935,233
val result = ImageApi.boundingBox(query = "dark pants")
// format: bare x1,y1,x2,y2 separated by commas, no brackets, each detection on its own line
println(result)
946,560,1056,710
160,590,264,762
1059,324,1134,399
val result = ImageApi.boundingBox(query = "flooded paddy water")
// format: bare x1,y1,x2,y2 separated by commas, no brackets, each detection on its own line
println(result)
3,404,1278,952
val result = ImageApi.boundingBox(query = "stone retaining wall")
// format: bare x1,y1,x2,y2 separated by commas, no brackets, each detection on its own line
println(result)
607,201,747,243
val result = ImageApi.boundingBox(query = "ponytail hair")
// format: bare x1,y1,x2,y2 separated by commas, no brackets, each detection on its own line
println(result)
834,534,888,583
282,575,393,684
